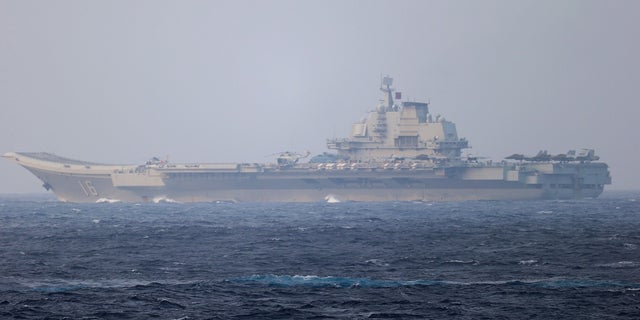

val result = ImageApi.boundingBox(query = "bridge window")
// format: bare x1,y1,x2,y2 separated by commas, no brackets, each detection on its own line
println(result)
395,136,418,148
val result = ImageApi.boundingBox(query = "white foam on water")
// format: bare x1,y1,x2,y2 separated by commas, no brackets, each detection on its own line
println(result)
153,196,180,203
234,274,640,290
95,198,121,203
445,259,480,265
597,261,637,268
365,259,390,267
324,194,341,203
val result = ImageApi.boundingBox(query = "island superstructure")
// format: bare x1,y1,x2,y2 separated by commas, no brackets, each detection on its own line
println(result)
3,77,611,203
327,76,468,162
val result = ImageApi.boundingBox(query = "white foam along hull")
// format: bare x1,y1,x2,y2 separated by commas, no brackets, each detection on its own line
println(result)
4,152,608,203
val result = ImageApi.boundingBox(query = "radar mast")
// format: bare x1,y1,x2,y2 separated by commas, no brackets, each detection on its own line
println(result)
381,75,394,111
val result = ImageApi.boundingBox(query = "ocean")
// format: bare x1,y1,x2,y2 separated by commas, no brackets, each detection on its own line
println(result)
1,192,639,319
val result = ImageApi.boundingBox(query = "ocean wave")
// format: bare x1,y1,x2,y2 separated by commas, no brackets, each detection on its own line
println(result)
231,274,640,290
596,261,638,268
232,275,441,288
7,278,197,293
365,259,389,267
10,275,634,296
444,259,480,265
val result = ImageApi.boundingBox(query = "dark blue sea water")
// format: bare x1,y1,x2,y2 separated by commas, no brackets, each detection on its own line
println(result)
1,192,639,319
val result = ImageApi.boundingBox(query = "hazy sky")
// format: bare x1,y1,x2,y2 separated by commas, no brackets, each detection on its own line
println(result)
1,0,638,193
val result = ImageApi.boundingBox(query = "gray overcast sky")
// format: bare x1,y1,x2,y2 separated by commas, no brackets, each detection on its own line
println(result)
1,0,638,193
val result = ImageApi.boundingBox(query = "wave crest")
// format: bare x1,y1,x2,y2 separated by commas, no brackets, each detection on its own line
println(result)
231,274,640,290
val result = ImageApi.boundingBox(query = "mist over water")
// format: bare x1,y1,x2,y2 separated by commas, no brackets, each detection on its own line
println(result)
1,191,639,319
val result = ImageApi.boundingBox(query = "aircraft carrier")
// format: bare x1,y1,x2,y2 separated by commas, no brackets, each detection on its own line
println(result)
3,77,611,203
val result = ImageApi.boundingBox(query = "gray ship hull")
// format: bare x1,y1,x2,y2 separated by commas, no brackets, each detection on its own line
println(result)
5,152,607,203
